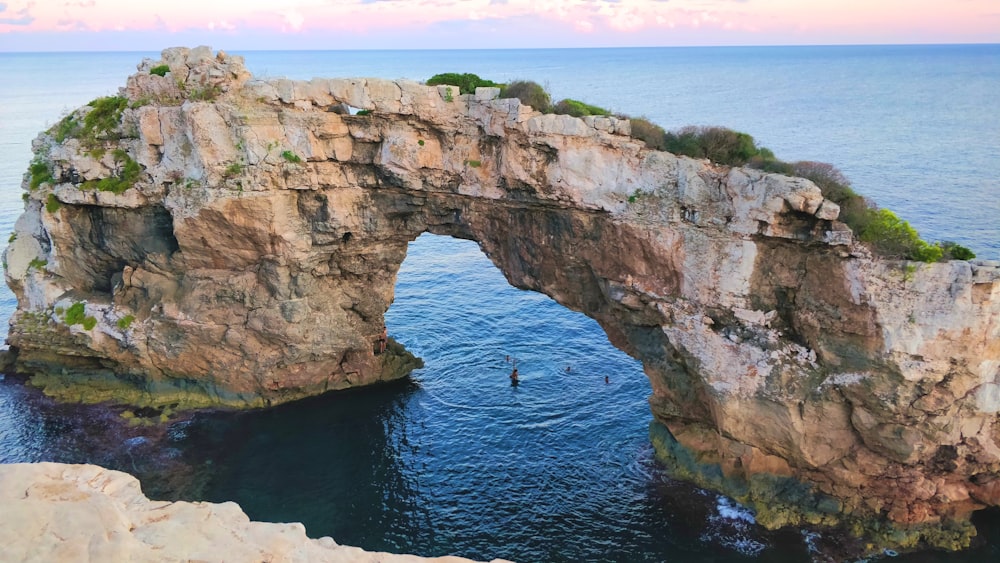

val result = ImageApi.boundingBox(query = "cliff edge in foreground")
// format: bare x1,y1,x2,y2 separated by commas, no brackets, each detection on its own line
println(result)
0,463,507,563
4,47,1000,552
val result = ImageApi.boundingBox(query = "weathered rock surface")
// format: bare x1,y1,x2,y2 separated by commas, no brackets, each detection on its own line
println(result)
0,462,508,563
4,47,1000,551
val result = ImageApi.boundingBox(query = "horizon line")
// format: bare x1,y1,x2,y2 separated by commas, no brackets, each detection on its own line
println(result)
2,41,998,55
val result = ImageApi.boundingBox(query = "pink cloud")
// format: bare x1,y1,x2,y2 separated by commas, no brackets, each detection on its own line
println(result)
1,0,998,49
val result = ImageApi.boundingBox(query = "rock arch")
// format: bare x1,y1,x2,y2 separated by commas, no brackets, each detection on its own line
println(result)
5,47,1000,550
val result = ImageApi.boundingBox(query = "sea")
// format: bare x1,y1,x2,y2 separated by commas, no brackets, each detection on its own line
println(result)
0,45,998,562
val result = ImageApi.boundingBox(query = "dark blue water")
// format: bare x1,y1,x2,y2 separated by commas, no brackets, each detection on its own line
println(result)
1,46,999,562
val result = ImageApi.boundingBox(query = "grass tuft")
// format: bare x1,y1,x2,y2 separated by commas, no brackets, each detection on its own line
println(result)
81,149,142,194
117,315,136,330
45,194,61,213
64,302,86,325
29,160,54,190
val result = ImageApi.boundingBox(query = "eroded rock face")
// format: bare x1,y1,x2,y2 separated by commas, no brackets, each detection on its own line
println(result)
0,462,509,563
5,47,1000,550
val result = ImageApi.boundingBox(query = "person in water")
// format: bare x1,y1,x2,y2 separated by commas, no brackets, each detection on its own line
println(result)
510,367,519,384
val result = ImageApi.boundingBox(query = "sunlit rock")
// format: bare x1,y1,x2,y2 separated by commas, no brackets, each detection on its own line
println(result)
0,462,509,563
4,46,999,552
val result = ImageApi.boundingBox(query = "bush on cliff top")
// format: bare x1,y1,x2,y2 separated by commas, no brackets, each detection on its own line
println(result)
664,126,766,167
652,126,974,262
425,71,977,262
426,73,500,95
629,117,667,151
552,98,611,118
502,80,551,112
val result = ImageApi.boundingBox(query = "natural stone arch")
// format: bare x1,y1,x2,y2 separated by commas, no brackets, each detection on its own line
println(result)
5,47,999,552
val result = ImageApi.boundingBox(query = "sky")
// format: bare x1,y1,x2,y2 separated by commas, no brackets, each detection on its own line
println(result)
1,0,998,51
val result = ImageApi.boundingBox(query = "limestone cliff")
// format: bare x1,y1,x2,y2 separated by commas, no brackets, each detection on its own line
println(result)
0,462,509,562
5,47,1000,550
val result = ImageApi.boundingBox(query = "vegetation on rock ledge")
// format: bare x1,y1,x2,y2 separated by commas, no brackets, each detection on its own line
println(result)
426,72,500,95
425,71,977,263
81,149,142,194
45,194,61,213
29,159,53,190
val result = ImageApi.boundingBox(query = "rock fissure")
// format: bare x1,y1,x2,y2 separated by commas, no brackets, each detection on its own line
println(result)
4,47,1000,553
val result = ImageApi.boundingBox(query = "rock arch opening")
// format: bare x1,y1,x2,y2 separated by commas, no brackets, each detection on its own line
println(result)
371,232,670,560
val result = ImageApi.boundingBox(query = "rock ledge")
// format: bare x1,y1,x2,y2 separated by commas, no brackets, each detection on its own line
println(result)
0,462,509,563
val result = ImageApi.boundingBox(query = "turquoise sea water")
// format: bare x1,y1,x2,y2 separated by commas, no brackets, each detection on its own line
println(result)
0,46,998,562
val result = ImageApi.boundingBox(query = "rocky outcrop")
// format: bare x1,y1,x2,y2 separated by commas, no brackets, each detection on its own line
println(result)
0,462,508,562
4,47,999,551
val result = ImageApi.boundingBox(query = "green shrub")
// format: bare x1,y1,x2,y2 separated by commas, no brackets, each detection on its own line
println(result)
29,159,53,190
782,160,874,232
466,159,482,168
150,64,170,77
355,109,372,116
117,315,135,330
45,194,61,213
224,162,244,177
28,258,47,271
939,241,976,261
281,150,302,163
790,161,851,198
52,115,79,143
82,316,98,330
858,208,943,262
8,233,16,243
81,149,142,194
49,96,128,147
426,73,499,95
418,139,425,146
664,126,762,167
188,84,222,101
911,241,944,263
552,98,611,118
629,117,667,150
64,302,86,325
82,96,128,141
502,80,551,112
749,156,795,175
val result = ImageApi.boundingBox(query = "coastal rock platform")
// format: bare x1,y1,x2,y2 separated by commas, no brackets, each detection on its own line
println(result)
0,462,508,563
4,46,999,551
